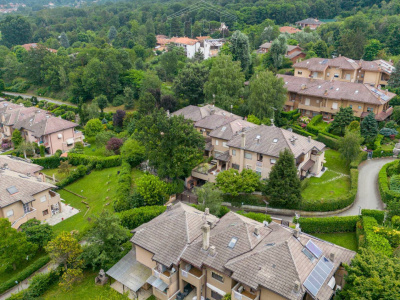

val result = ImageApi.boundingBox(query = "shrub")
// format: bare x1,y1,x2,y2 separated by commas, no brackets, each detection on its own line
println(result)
361,209,385,225
374,226,400,248
56,165,87,188
119,206,166,229
113,161,133,212
236,211,272,223
280,109,299,120
67,153,122,169
306,115,323,135
373,148,394,158
350,151,368,169
380,127,398,137
392,216,400,228
362,216,392,255
317,133,339,150
31,156,66,169
290,125,317,138
106,137,123,155
390,175,400,192
378,161,400,202
296,216,359,234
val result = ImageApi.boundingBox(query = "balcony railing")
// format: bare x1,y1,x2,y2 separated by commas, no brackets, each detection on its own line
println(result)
232,283,259,300
154,267,178,285
11,207,37,229
181,266,204,287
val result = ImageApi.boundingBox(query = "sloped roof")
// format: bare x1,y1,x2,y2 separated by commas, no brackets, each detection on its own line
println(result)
295,18,324,25
171,105,236,122
227,125,325,159
170,37,199,46
21,43,57,53
280,26,302,34
294,56,360,72
278,75,396,105
209,119,257,141
194,114,242,131
0,156,43,174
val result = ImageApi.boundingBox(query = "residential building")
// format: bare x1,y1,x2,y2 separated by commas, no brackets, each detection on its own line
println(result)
169,37,201,58
107,202,355,300
0,157,62,229
258,43,306,63
279,26,302,34
171,105,237,123
293,56,395,87
0,101,84,154
295,18,324,30
279,74,396,121
20,43,57,53
194,114,242,137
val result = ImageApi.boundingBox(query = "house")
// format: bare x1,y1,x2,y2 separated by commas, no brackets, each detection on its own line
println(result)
202,39,225,59
258,43,306,63
279,26,302,34
0,158,62,229
279,74,396,121
169,37,201,59
293,56,395,87
20,43,57,53
107,202,356,300
295,18,324,30
171,105,237,123
194,114,242,137
0,101,84,154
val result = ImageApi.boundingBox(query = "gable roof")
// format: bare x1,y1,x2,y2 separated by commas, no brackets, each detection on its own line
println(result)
227,125,325,158
280,26,302,34
0,156,43,174
295,18,324,25
194,114,242,131
170,37,199,46
278,74,396,105
171,105,236,122
209,119,257,141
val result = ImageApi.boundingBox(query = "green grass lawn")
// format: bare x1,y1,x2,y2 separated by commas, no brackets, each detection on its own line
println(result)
313,232,358,252
41,271,129,299
41,168,76,181
83,145,107,157
52,167,143,235
301,149,351,200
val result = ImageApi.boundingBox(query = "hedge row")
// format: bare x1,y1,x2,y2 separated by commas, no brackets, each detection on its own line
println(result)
67,153,121,169
290,125,317,138
372,149,395,158
119,205,167,229
0,255,50,294
320,131,340,140
350,151,368,169
281,109,299,120
32,156,66,169
113,160,133,212
378,160,400,203
362,216,392,256
56,165,87,188
305,115,323,135
236,211,272,223
317,133,340,150
361,209,385,225
296,216,359,234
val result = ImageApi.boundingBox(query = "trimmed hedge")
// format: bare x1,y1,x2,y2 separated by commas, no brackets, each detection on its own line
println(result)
236,211,272,223
290,125,317,138
0,255,50,294
362,216,392,256
113,160,133,212
56,165,87,188
361,209,385,225
296,216,359,234
281,109,299,120
306,115,323,135
350,151,368,169
67,153,121,169
378,160,400,203
32,156,66,169
119,205,167,229
316,133,339,150
372,149,395,158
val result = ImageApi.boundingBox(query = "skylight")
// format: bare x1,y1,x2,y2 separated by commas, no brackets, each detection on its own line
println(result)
221,126,227,132
273,138,278,143
7,186,18,195
336,88,340,91
228,237,238,249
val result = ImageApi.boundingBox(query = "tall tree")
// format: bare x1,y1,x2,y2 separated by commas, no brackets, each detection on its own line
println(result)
0,16,32,48
339,130,363,165
388,60,400,88
11,128,23,147
265,149,302,207
17,141,35,159
108,26,117,43
360,112,378,142
84,119,103,137
248,70,287,120
312,40,329,58
330,107,355,136
216,169,260,196
135,109,204,179
229,31,252,72
123,87,134,110
0,219,37,271
95,95,108,113
194,182,223,216
173,62,209,105
204,55,245,110
60,32,70,48
363,39,382,61
260,25,279,44
270,35,287,68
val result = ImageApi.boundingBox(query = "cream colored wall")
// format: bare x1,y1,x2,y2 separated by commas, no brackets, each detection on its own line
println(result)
4,125,12,137
259,287,286,300
310,151,325,175
47,128,76,154
363,71,380,86
294,68,311,78
212,138,230,155
135,245,157,269
31,189,60,221
1,201,25,224
206,268,235,300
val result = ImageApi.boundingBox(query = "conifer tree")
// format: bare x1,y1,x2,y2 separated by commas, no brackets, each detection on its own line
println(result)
360,112,378,142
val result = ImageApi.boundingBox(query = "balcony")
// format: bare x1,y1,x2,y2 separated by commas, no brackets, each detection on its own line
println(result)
191,163,218,183
297,103,322,112
181,266,204,288
232,283,259,300
153,267,178,286
11,207,37,229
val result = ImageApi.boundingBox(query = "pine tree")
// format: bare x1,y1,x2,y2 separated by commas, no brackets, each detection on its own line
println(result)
388,60,400,88
361,112,378,142
265,149,302,207
59,32,69,48
330,107,355,136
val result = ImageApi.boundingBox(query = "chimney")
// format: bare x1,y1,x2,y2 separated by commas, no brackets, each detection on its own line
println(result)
339,54,341,57
202,224,210,251
294,281,300,293
167,203,172,211
205,207,209,215
209,245,216,256
324,89,328,96
210,108,215,115
293,228,300,238
385,89,388,95
308,136,311,143
241,132,246,148
329,253,335,262
301,84,307,90
254,227,260,236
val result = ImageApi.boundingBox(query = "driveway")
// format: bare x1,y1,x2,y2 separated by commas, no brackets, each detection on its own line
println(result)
2,92,77,107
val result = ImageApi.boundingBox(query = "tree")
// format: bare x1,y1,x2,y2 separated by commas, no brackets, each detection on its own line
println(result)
270,35,287,68
312,40,329,57
113,110,126,128
120,138,145,167
338,248,400,300
11,128,23,147
0,218,37,271
95,95,108,113
392,106,400,123
347,120,360,132
0,16,32,48
58,160,72,175
95,131,115,148
20,219,53,249
173,63,209,105
60,32,70,48
204,55,245,110
330,107,355,136
388,60,400,88
17,141,35,159
160,45,186,81
108,26,117,42
363,39,382,61
194,183,223,216
106,137,124,154
87,100,100,120
360,112,378,142
339,130,363,165
85,119,103,137
123,87,134,110
229,31,252,72
82,211,129,270
265,149,301,207
260,26,279,44
136,174,168,205
216,169,260,196
248,71,287,120
135,109,204,179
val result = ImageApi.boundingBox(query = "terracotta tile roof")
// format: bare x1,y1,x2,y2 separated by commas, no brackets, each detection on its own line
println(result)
359,59,395,75
278,75,396,105
0,156,43,175
21,43,57,53
196,36,211,41
280,26,302,34
294,56,360,71
170,37,199,46
209,119,257,141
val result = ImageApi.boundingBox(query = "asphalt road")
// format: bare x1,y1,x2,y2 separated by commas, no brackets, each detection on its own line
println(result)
2,92,77,107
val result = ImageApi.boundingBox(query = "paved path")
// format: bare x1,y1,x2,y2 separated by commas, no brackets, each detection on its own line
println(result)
2,92,77,107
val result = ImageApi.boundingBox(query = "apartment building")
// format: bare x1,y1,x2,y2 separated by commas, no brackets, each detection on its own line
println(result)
279,74,396,120
258,43,306,63
0,156,61,229
293,56,395,88
107,202,355,300
172,105,238,123
0,101,83,154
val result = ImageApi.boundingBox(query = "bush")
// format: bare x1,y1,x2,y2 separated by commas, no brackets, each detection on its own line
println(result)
317,133,339,150
378,161,400,203
362,216,392,256
236,211,272,223
380,127,398,137
32,156,66,169
113,160,133,212
290,125,317,138
350,151,368,169
67,153,122,169
390,175,400,192
56,165,87,188
119,206,166,229
361,209,385,225
222,194,266,207
372,148,394,158
392,216,400,228
296,216,359,234
0,255,50,294
280,109,299,121
306,115,323,135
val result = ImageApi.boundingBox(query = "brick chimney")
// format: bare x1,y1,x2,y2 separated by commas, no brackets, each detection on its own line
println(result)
202,224,210,251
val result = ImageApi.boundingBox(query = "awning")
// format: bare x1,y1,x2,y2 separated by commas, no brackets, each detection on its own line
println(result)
215,151,230,162
301,160,315,171
206,283,226,296
66,138,74,145
147,276,168,291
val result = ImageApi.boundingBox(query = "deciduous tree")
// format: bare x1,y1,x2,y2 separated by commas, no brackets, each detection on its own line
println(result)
136,173,168,205
330,107,355,136
0,16,32,48
60,32,70,48
11,128,23,147
194,182,223,216
84,119,103,137
388,60,400,88
339,130,363,165
95,95,108,113
270,35,287,68
216,169,260,196
20,219,53,249
229,30,252,72
120,138,145,167
106,137,124,154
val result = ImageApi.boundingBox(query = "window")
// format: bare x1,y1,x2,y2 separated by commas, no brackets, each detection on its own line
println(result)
256,167,262,176
334,74,339,78
23,203,30,213
345,74,351,80
244,153,252,160
367,107,374,112
349,105,353,109
6,209,13,217
212,272,224,283
302,248,315,262
40,196,46,202
211,291,223,300
332,102,338,109
232,149,236,156
42,209,49,216
297,71,302,75
215,140,219,146
358,105,362,110
223,142,228,148
257,154,263,162
305,98,310,106
232,164,240,170
270,159,276,164
246,164,252,170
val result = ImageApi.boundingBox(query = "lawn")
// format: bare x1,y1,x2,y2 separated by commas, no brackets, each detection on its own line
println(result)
41,271,129,299
301,149,351,200
52,167,143,235
313,232,358,252
83,145,107,157
41,168,76,181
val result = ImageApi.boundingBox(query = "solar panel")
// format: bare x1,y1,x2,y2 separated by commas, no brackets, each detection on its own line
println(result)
306,240,323,258
303,256,334,297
